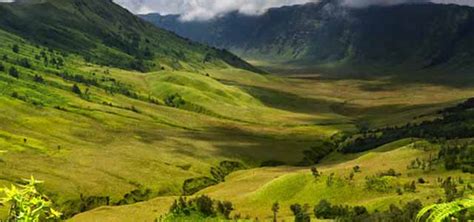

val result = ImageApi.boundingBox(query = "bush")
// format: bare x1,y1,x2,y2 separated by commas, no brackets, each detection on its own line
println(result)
18,58,32,69
166,195,234,220
216,201,233,219
9,67,19,78
12,44,19,53
34,74,44,83
290,203,311,222
314,199,333,219
210,161,245,182
365,176,394,192
182,177,217,195
0,176,62,221
164,93,185,108
72,84,82,95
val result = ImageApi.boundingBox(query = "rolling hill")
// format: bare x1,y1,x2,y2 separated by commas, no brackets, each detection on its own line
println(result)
0,0,472,221
142,0,474,76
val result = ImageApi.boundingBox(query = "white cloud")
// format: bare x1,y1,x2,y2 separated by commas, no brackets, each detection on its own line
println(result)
114,0,319,20
114,0,474,20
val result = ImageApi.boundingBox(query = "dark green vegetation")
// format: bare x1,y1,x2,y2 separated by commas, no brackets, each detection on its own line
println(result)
143,0,474,78
0,0,260,73
163,195,235,221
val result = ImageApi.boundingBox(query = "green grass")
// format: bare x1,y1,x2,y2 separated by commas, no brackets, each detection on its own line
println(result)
0,20,474,221
70,139,473,222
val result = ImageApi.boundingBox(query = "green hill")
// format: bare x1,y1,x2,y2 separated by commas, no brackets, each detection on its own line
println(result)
0,0,473,221
0,0,261,73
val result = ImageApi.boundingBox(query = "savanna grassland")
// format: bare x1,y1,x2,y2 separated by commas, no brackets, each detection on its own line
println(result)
0,1,473,221
0,26,473,221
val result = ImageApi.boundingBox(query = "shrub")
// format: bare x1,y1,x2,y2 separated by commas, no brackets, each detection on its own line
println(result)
34,75,44,83
182,177,217,195
9,67,19,78
0,176,62,221
216,200,233,219
72,84,82,95
165,195,234,220
378,168,401,177
365,176,394,192
290,203,311,222
195,195,214,217
18,58,32,69
164,93,185,108
314,199,333,219
12,44,19,53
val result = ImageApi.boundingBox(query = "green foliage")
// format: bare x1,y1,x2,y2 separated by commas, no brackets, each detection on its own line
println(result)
164,93,185,108
182,177,218,195
8,67,19,78
416,197,474,222
210,161,245,182
365,175,395,193
12,44,19,54
290,203,311,222
0,62,4,72
71,84,82,95
271,202,279,222
339,98,474,154
0,176,62,222
165,195,234,221
299,141,335,166
312,199,421,221
310,167,321,180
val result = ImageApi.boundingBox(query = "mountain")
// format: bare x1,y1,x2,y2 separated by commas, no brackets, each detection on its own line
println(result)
0,0,261,73
142,1,474,75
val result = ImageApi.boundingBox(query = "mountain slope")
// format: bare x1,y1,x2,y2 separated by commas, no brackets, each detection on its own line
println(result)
0,0,261,73
142,1,474,75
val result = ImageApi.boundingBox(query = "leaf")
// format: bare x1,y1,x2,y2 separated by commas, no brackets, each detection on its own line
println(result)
417,196,474,222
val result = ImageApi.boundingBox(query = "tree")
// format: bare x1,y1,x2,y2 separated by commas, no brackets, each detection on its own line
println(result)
290,204,311,222
216,201,233,219
272,202,280,222
311,167,320,180
72,84,82,95
314,199,332,219
353,165,361,173
9,67,19,78
12,44,19,53
0,176,62,221
195,195,214,217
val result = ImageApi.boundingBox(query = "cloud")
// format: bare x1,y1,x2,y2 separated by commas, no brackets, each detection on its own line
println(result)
113,0,474,20
114,0,319,20
341,0,474,7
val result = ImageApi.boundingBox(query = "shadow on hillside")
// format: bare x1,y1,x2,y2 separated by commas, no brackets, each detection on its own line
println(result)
178,126,320,165
218,79,342,116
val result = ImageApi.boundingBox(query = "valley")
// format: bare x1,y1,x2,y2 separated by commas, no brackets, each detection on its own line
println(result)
0,0,472,221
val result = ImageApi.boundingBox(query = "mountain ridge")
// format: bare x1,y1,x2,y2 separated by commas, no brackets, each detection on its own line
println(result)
0,0,262,73
142,1,474,75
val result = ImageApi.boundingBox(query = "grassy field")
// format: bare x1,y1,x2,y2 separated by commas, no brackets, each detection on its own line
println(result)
70,139,473,221
0,28,473,221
